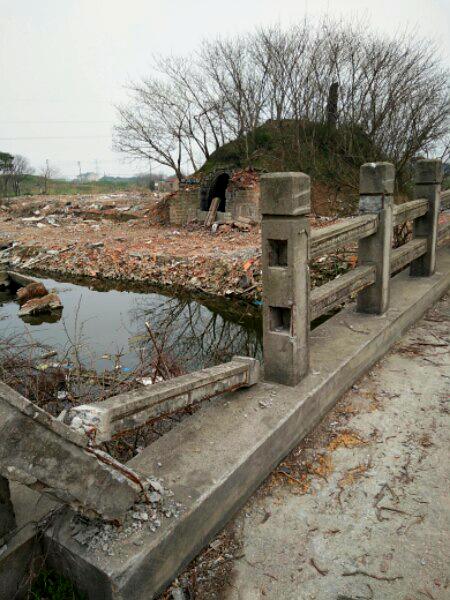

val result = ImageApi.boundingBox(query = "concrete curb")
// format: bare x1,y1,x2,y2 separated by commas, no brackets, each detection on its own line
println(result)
45,248,450,599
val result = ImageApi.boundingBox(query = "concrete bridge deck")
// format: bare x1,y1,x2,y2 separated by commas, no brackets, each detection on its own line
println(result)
220,295,449,600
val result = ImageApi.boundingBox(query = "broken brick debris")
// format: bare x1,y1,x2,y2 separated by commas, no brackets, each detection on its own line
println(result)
18,292,63,316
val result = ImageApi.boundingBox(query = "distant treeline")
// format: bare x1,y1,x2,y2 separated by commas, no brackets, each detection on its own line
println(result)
0,151,167,197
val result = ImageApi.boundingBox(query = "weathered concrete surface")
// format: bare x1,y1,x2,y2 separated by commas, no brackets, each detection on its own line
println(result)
0,382,142,520
359,162,395,195
261,172,310,386
260,172,310,217
310,265,375,321
225,294,450,600
310,215,378,259
63,357,260,443
411,159,442,277
44,247,450,600
391,238,427,274
393,198,428,227
357,163,394,314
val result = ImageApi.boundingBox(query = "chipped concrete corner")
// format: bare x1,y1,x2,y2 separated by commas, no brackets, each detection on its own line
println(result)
0,382,142,521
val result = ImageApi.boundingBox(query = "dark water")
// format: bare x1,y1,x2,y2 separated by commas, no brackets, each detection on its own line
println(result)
0,275,262,375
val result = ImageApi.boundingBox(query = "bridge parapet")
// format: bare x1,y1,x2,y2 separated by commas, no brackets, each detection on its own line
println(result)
262,159,447,386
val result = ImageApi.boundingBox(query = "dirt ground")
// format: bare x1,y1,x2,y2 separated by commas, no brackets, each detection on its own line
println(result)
161,295,450,600
0,192,261,301
0,192,353,302
2,192,447,304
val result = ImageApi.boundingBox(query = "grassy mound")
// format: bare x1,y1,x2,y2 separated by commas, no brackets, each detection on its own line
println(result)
200,120,383,213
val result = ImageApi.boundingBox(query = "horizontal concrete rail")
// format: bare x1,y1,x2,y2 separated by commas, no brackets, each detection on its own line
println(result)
437,219,450,247
441,190,450,211
390,238,427,274
63,357,260,443
310,265,376,321
393,198,428,226
310,214,378,259
311,217,448,321
0,382,142,520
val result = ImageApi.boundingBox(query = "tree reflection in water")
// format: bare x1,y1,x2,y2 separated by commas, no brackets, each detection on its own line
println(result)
129,293,262,374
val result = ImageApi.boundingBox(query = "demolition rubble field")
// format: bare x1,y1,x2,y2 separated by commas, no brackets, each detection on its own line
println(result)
0,192,349,302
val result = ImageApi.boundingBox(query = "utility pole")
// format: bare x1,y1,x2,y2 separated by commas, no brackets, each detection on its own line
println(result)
78,161,82,183
44,159,49,194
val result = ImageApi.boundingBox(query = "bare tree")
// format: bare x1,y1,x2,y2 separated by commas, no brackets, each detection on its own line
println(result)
40,160,59,194
439,134,450,166
114,19,449,180
10,155,34,195
0,151,14,196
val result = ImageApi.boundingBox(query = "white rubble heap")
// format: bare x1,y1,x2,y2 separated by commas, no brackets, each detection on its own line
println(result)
70,477,183,556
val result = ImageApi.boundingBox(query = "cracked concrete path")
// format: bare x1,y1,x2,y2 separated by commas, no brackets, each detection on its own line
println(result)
224,295,450,600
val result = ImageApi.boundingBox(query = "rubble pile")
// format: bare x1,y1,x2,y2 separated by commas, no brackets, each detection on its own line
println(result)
3,192,446,302
70,477,183,557
0,191,264,300
18,292,62,316
229,168,259,189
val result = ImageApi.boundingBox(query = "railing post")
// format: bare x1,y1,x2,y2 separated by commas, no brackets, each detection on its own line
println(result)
357,162,394,314
0,475,16,539
260,172,310,386
410,159,442,277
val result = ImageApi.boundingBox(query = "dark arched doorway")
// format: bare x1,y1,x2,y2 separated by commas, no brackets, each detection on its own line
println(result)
200,172,230,212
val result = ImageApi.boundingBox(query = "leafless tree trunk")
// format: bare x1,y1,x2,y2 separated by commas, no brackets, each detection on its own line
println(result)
40,160,58,194
11,155,34,195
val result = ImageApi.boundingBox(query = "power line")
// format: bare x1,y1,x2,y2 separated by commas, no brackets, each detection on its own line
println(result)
0,135,111,140
0,120,113,125
0,99,111,103
48,158,135,164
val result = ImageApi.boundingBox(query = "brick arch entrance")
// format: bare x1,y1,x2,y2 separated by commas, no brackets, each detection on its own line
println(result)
200,171,231,212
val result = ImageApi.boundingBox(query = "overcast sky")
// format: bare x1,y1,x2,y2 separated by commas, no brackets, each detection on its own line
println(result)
1,0,449,179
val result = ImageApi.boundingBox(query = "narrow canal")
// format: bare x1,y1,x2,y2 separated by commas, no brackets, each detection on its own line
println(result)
0,274,262,376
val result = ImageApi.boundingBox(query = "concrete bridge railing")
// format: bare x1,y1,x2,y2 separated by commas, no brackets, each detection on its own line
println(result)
0,160,447,527
261,159,446,386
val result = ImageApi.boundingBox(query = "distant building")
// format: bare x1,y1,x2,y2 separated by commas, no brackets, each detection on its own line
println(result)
76,172,100,183
156,176,179,193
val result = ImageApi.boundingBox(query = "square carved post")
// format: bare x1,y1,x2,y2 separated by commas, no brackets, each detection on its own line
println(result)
261,173,310,386
410,159,443,277
357,162,394,315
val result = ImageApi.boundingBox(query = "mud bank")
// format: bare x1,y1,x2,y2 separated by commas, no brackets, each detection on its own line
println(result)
5,242,261,302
